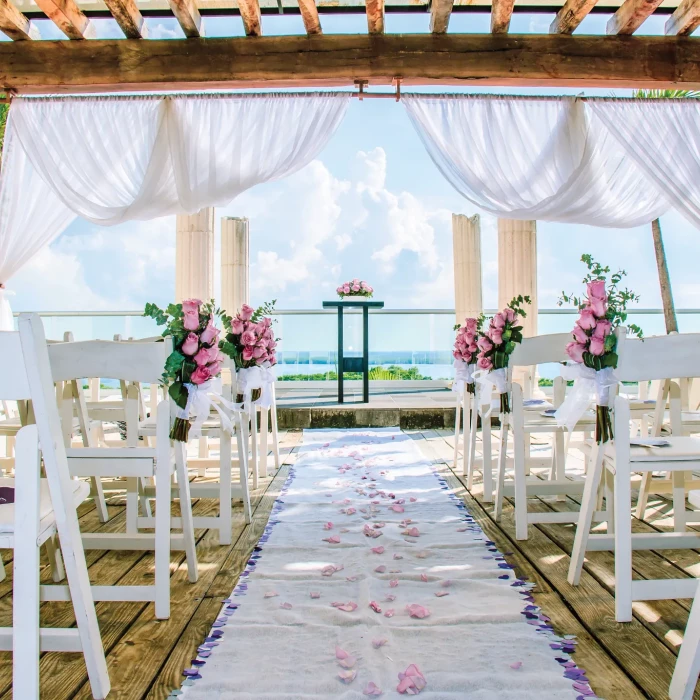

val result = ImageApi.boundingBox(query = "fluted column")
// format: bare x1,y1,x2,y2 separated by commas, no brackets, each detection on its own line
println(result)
175,208,215,303
221,216,250,315
452,213,483,325
498,218,538,337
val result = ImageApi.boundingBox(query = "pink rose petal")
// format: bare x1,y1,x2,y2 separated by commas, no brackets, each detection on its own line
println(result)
369,600,382,613
323,535,341,544
397,664,426,695
420,573,428,582
410,497,417,502
402,527,420,537
338,670,357,684
434,591,450,597
280,602,293,610
510,661,523,670
310,591,321,599
384,594,396,602
406,604,430,619
363,681,382,696
389,579,399,588
393,554,403,560
332,601,358,612
323,522,334,530
390,505,405,513
440,580,452,588
264,591,279,598
384,609,395,618
372,638,388,649
375,565,387,573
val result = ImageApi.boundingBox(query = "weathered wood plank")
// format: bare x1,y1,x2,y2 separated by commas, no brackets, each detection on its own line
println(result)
167,0,202,37
239,0,262,36
366,0,385,34
607,0,664,34
665,0,700,35
32,0,93,39
550,0,600,34
102,0,147,39
491,0,515,33
430,0,454,33
297,0,322,35
2,34,700,93
0,0,37,40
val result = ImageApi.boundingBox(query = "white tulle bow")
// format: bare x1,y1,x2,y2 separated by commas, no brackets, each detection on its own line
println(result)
554,362,618,432
175,379,235,439
473,367,507,417
452,360,475,395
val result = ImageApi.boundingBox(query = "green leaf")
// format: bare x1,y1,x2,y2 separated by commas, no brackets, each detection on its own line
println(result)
164,350,185,378
168,381,189,410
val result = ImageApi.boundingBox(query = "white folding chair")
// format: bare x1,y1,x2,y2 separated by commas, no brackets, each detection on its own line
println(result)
567,331,700,621
0,315,110,699
47,337,199,619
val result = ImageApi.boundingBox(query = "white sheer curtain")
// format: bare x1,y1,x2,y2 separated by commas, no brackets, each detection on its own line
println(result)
403,95,670,227
0,92,350,329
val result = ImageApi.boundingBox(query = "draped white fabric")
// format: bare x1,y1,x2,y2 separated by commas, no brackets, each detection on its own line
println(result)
0,92,350,329
403,95,672,228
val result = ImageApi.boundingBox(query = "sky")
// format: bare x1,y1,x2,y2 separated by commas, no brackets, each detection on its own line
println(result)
5,11,700,340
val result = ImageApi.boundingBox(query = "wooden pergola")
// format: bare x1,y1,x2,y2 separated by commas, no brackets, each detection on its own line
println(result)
0,0,699,93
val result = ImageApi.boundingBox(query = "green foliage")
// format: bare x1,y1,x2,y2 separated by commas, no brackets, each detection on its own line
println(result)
454,312,487,333
168,382,189,410
507,294,531,319
0,102,7,161
277,365,432,381
633,89,700,100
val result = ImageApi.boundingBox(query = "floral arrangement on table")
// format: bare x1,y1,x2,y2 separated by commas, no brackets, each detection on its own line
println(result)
452,314,485,395
219,301,279,405
556,254,642,443
144,298,228,441
474,295,531,413
336,279,373,299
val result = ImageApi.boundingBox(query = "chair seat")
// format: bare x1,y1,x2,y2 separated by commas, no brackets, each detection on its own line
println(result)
0,477,90,534
605,436,700,463
523,411,595,431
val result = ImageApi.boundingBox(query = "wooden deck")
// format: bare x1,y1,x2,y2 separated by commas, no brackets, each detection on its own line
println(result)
1,427,698,699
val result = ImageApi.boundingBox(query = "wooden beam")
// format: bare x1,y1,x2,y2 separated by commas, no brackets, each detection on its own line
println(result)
665,0,700,35
2,35,700,93
167,0,202,37
32,0,93,39
430,0,454,33
366,0,384,34
238,0,262,36
550,0,599,33
102,0,146,39
606,0,664,34
297,0,321,35
491,0,515,32
0,0,37,40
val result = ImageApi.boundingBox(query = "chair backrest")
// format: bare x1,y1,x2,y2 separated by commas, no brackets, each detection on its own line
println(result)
0,332,31,401
616,330,700,382
509,333,571,368
48,339,170,385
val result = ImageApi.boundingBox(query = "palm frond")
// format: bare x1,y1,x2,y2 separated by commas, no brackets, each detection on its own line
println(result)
633,89,700,99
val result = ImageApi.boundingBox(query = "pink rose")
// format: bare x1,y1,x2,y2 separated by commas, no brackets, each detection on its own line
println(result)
489,328,503,345
504,308,516,323
464,332,475,345
194,345,216,366
255,353,269,366
468,343,478,353
477,356,493,370
239,304,255,321
463,351,472,364
352,284,360,292
268,341,277,350
572,324,589,344
566,341,586,364
492,312,506,329
231,318,244,335
181,333,199,356
242,346,254,362
466,318,478,332
182,299,202,314
200,316,220,345
207,360,223,377
252,345,265,359
241,329,257,346
368,287,373,293
577,308,596,330
262,317,273,328
453,350,461,360
336,286,343,294
587,280,607,302
477,336,493,352
589,336,605,356
397,664,427,695
589,297,607,318
343,284,350,294
183,309,200,331
190,365,212,385
593,319,612,339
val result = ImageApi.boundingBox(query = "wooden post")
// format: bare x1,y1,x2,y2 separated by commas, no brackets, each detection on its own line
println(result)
651,218,679,334
175,208,215,303
452,213,483,325
221,216,250,315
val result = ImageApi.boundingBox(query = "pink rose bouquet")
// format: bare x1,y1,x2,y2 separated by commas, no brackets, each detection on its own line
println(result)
337,279,373,299
220,300,278,371
453,314,485,394
144,298,227,441
558,254,642,442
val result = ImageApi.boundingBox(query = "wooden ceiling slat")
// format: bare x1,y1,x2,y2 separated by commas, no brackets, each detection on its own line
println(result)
606,0,664,34
297,0,321,34
33,0,93,39
168,0,202,37
0,0,37,39
550,0,599,33
665,0,700,34
491,0,515,32
430,0,454,33
366,0,385,33
238,0,262,35
102,0,146,38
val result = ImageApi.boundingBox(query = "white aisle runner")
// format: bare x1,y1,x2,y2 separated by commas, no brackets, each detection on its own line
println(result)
176,428,597,699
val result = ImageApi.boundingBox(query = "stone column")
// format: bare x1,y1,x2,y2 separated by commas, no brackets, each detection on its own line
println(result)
452,214,483,325
175,208,215,303
221,217,250,314
497,218,538,337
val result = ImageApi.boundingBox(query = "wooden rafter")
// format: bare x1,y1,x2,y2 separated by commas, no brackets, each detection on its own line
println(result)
550,0,599,33
665,0,700,34
32,0,93,39
491,0,515,32
430,0,455,33
366,0,385,34
0,0,37,40
2,35,700,93
297,0,321,34
238,0,262,36
102,0,146,39
607,0,664,34
168,0,202,37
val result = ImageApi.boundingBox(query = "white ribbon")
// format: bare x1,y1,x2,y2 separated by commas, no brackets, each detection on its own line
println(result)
473,367,507,417
236,364,276,412
452,360,475,395
554,363,618,432
175,379,235,439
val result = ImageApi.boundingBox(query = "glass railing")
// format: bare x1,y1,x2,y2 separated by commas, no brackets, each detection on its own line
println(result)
13,308,700,381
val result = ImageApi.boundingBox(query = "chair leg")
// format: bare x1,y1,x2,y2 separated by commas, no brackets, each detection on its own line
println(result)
494,419,508,523
219,429,233,546
44,534,65,582
174,443,198,584
614,461,633,623
453,401,461,471
197,437,208,478
138,477,152,519
467,396,478,491
554,429,566,501
482,415,493,503
90,476,109,523
237,416,253,524
125,477,139,534
568,443,605,586
512,414,529,541
270,392,280,470
670,581,700,700
259,409,269,479
154,452,172,620
635,471,653,520
673,470,688,533
250,409,259,491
